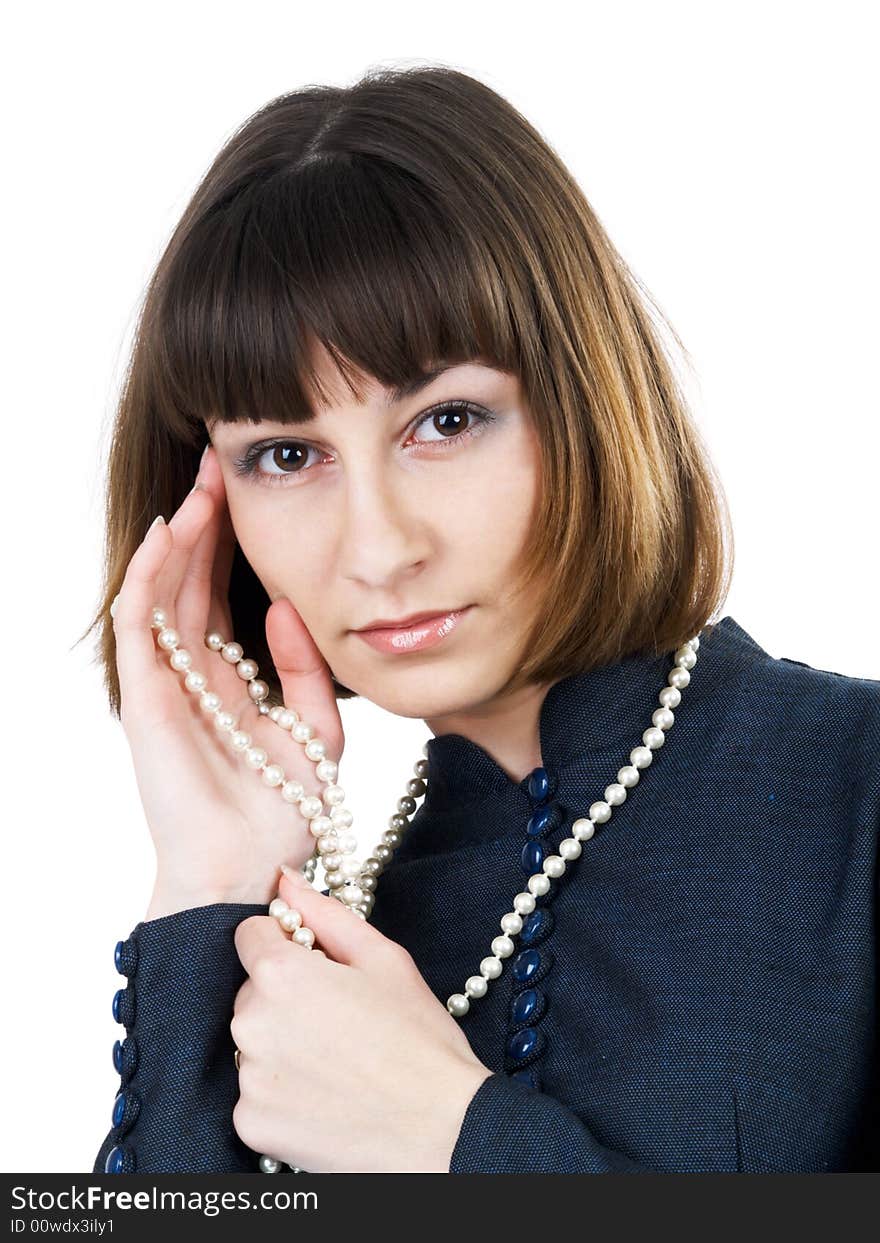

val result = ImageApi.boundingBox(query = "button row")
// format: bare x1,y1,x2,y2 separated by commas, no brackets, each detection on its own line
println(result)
106,935,139,1173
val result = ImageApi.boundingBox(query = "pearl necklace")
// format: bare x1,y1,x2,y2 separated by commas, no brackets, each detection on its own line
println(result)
148,603,700,1172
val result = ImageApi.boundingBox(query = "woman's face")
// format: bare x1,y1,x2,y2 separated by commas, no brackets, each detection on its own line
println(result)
208,346,544,728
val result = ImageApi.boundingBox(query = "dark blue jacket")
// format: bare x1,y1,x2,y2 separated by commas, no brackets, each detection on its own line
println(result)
93,616,880,1173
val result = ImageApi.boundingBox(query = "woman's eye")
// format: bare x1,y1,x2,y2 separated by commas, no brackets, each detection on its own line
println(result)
232,401,496,486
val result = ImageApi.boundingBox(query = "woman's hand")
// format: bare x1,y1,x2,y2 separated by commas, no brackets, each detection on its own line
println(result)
111,445,345,915
230,869,493,1173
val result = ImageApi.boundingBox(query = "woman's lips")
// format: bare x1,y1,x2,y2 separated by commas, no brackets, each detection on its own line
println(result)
353,606,474,653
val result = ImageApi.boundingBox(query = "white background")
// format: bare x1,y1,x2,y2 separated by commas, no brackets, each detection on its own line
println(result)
2,1,877,1173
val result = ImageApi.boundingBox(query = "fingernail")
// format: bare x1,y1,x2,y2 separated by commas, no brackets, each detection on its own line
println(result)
146,514,166,536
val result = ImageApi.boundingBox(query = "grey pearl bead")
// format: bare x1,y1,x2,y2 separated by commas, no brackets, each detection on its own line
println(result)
397,796,416,816
406,778,426,797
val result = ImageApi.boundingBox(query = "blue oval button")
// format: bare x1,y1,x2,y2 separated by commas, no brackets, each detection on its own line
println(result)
104,1145,126,1174
512,948,542,982
527,767,550,803
112,1039,124,1074
520,839,544,875
114,940,125,974
511,987,539,1024
520,908,554,945
526,805,554,837
112,1092,127,1128
507,1026,539,1060
111,988,125,1024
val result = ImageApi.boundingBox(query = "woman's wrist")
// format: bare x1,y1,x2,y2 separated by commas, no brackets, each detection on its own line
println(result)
146,879,274,920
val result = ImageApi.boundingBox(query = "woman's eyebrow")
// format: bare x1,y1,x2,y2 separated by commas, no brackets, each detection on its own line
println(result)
385,363,460,405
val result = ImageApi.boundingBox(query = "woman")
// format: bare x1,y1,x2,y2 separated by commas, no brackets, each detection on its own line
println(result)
86,65,879,1174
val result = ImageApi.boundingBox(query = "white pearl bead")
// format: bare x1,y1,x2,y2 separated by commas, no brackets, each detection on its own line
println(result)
200,691,221,713
447,994,469,1017
630,745,653,768
491,935,514,958
317,834,339,854
292,722,314,743
277,708,299,730
571,817,595,841
336,830,357,854
675,646,697,669
268,898,288,918
230,731,252,752
659,686,681,708
500,912,523,935
513,892,536,914
643,726,665,749
262,764,285,787
604,782,627,805
280,908,303,931
245,746,268,769
305,738,327,762
618,765,640,788
465,975,488,998
221,641,243,663
527,874,551,896
589,800,611,823
151,607,168,628
543,855,566,878
236,658,259,680
205,631,225,651
668,665,690,690
214,710,237,732
322,784,345,806
340,884,364,905
323,853,342,870
170,647,192,671
281,780,305,803
298,795,324,819
315,759,338,783
480,956,503,979
247,679,269,702
293,927,315,948
330,807,353,828
157,627,179,650
340,856,362,878
558,837,582,861
269,705,283,722
184,670,207,693
309,814,333,837
259,1155,282,1174
652,706,674,730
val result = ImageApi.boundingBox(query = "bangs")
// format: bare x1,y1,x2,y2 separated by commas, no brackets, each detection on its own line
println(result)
150,156,522,441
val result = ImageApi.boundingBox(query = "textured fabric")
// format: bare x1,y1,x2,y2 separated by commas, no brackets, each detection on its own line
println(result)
93,616,880,1173
94,903,268,1173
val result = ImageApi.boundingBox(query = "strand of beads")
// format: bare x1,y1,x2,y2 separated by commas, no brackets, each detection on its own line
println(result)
187,609,700,1020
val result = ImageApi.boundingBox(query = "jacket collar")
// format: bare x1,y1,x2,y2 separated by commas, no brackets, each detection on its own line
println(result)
401,615,769,855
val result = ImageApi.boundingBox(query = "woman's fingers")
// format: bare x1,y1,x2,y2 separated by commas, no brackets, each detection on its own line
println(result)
113,517,174,711
265,598,345,765
152,486,215,620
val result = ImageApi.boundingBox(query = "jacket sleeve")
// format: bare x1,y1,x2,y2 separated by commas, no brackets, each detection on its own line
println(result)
93,901,271,1174
450,1072,651,1173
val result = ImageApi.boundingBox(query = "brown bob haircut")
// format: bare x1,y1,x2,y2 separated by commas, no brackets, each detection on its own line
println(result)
80,63,734,720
